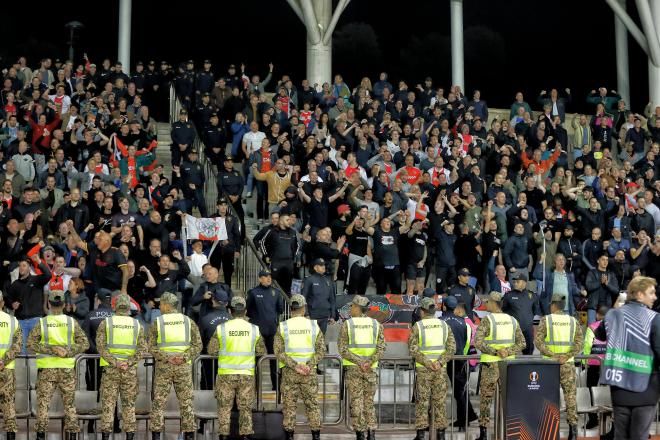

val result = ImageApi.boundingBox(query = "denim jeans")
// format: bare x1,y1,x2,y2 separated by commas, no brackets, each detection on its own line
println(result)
19,317,41,354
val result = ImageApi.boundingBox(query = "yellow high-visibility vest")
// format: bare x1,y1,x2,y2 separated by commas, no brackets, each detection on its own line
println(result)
278,316,319,368
100,315,140,367
480,313,517,363
156,313,192,364
0,311,18,370
543,313,577,362
36,315,76,369
465,323,473,355
342,316,379,367
415,318,449,369
217,318,260,376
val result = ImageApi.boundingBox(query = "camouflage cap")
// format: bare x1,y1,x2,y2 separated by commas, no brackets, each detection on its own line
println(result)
551,293,566,303
420,297,437,312
115,294,132,310
230,296,246,311
351,295,370,307
48,290,65,305
489,291,503,302
160,292,179,306
290,294,306,309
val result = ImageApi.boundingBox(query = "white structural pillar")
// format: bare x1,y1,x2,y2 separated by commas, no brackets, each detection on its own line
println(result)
286,0,350,87
614,0,631,105
118,0,132,70
648,0,660,108
450,0,465,91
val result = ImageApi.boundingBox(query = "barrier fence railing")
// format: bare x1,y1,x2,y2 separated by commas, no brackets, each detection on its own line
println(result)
9,354,660,436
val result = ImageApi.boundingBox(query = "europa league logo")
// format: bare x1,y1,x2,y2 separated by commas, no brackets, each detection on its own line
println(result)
529,371,540,382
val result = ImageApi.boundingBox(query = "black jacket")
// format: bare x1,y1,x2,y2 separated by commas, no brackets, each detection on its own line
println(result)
246,284,285,337
191,281,233,319
585,268,620,310
502,289,541,330
442,311,469,355
200,306,231,351
7,263,51,319
302,272,337,320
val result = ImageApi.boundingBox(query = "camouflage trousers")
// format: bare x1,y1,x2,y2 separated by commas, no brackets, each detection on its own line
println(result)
478,362,499,427
216,374,256,435
100,365,138,433
281,368,321,431
345,367,378,432
36,368,79,433
415,367,449,430
150,363,195,433
560,362,577,425
0,369,17,432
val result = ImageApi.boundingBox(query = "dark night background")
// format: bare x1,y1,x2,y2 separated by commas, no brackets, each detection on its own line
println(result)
0,0,650,113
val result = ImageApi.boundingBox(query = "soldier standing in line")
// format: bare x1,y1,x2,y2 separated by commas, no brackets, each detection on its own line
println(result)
28,290,90,440
409,297,456,440
274,294,326,440
148,292,202,440
338,296,386,440
474,292,526,440
208,296,266,440
534,294,584,440
0,291,22,440
96,294,146,440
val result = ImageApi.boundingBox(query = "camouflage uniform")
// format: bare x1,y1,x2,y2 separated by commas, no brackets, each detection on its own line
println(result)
408,319,456,430
534,313,584,425
96,307,147,434
27,314,90,433
0,324,22,433
474,314,526,426
147,309,202,433
207,316,267,436
274,322,326,432
337,316,386,432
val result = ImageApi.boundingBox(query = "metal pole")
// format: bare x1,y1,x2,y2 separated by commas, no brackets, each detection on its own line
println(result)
649,0,660,108
614,0,631,105
450,0,465,91
68,28,74,61
118,0,132,69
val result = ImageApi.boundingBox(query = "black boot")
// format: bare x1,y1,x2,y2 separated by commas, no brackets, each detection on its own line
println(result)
413,429,426,440
367,430,376,440
356,432,365,440
102,434,111,440
6,433,15,440
126,433,135,440
475,426,488,440
436,430,445,440
586,414,599,429
312,430,321,440
219,436,229,440
152,432,161,440
567,424,577,440
184,432,195,440
285,431,294,440
36,433,46,440
68,433,78,440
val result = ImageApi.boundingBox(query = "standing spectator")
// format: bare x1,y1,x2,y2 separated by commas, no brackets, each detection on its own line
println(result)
537,254,581,316
71,228,128,296
502,223,531,280
252,158,292,223
190,266,232,320
585,253,620,324
365,213,412,296
7,255,51,352
209,198,241,284
260,214,299,294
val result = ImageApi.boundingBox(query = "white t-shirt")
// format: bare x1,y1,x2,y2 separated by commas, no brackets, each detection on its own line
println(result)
242,131,266,156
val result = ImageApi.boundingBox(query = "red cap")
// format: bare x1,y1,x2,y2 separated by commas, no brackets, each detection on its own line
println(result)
337,204,351,215
626,182,639,189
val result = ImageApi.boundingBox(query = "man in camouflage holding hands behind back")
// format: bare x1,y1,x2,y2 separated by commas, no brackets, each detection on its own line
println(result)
275,294,326,440
409,297,456,440
28,290,89,440
208,296,266,440
0,291,22,440
534,293,583,440
96,294,146,440
148,292,202,440
338,296,386,440
474,292,526,440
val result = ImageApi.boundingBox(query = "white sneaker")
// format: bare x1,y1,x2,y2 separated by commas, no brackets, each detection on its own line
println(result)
246,192,252,198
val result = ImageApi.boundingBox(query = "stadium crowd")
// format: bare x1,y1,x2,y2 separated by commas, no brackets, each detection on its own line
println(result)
0,54,659,440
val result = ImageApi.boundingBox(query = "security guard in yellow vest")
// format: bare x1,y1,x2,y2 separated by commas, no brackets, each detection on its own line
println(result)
28,290,90,440
0,291,23,440
409,297,456,440
274,294,326,440
338,295,386,440
148,292,202,440
534,294,584,440
474,291,525,440
208,296,266,440
96,294,146,440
